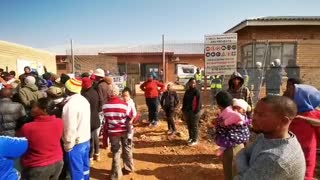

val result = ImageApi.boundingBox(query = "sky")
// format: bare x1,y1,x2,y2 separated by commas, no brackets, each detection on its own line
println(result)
1,0,320,51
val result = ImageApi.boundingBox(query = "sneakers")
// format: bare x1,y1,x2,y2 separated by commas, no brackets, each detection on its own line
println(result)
93,153,100,161
167,130,173,135
90,158,94,165
188,140,198,146
122,168,133,175
187,139,193,143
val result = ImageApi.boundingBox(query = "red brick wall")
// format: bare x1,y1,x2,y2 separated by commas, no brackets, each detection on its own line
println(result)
236,25,320,88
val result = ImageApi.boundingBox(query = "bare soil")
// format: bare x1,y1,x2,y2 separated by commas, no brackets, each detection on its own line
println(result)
90,104,224,180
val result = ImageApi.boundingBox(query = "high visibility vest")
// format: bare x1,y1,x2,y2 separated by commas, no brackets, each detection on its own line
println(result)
211,76,222,89
195,73,202,81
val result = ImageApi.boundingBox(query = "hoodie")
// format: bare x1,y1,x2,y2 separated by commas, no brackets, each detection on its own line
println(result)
290,84,320,179
227,72,253,108
294,84,320,113
18,84,44,108
0,136,28,180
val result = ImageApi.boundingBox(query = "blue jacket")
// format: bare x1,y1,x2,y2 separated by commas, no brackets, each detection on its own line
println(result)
294,84,320,112
0,136,28,180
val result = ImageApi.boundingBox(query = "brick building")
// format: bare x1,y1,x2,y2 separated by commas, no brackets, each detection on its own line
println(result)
0,40,56,75
225,16,320,88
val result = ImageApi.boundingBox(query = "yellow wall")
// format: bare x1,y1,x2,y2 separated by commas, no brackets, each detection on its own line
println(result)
0,40,56,75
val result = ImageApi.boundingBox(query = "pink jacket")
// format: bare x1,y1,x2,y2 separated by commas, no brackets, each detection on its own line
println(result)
220,106,245,126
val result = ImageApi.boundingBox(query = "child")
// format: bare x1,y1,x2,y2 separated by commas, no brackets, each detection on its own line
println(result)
214,92,250,156
160,83,179,135
235,96,306,179
122,87,137,143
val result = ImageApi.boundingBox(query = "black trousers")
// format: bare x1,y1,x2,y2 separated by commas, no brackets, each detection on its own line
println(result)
165,109,176,131
24,160,63,180
146,98,159,123
90,128,100,158
183,111,200,141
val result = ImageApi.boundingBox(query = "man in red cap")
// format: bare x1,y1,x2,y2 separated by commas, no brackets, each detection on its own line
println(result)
81,77,101,164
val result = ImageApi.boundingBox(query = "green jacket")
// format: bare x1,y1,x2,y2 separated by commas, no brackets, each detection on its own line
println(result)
19,84,44,108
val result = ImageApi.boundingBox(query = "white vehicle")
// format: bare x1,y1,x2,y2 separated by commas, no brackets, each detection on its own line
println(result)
176,64,198,86
176,64,210,87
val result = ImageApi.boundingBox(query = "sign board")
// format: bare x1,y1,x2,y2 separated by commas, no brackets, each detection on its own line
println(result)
112,76,125,91
17,59,44,75
204,33,237,76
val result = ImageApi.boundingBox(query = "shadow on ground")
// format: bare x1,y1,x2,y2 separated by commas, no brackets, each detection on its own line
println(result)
90,167,111,180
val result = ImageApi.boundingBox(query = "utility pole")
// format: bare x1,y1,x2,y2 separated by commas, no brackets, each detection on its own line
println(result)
162,34,165,82
71,39,75,74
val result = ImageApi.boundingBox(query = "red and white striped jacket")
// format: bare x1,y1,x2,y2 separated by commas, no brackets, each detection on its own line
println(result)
102,96,132,137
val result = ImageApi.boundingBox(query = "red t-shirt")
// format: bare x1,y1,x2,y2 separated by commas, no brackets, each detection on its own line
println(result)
20,115,63,168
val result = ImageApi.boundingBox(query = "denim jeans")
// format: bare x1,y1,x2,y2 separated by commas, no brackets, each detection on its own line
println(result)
146,98,159,124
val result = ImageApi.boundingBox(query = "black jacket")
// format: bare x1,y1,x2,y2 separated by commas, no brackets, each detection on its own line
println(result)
182,87,202,114
82,87,100,131
160,90,179,111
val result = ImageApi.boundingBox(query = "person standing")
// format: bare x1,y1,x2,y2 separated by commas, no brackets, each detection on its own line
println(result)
285,84,320,179
210,75,223,104
160,83,179,135
19,98,64,180
62,78,91,180
0,88,26,136
19,76,44,112
265,59,282,96
18,66,33,87
194,68,202,90
249,62,263,104
102,84,133,180
182,78,202,146
81,77,101,163
140,74,165,126
93,68,108,109
235,96,306,180
227,72,252,109
0,136,28,180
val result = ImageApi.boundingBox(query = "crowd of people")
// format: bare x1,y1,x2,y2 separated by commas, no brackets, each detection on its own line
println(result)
0,58,319,180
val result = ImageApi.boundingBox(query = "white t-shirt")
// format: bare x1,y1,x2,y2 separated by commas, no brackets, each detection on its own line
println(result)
127,98,137,118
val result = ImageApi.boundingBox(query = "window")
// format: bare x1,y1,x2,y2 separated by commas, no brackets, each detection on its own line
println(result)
182,67,194,73
241,42,296,69
174,63,187,74
57,64,67,70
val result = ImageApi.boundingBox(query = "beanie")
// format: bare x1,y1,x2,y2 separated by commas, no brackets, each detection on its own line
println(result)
82,77,92,90
25,76,36,85
232,98,251,112
65,78,82,94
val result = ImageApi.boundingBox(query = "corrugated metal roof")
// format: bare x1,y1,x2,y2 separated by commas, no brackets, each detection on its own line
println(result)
225,16,320,33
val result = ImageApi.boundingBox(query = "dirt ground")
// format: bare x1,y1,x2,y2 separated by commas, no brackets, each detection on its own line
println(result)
90,103,224,180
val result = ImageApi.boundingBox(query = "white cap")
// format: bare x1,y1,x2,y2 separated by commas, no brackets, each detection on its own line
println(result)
94,68,105,77
24,76,36,85
256,62,262,68
232,98,251,112
274,59,281,66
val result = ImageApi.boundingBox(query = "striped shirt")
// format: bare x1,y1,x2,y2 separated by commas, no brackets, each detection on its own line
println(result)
102,96,131,137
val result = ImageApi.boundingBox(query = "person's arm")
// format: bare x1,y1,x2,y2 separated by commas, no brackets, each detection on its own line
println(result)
97,84,104,111
174,91,179,108
62,103,77,152
235,154,288,180
140,82,146,91
160,92,165,108
193,89,202,113
0,136,28,159
157,81,165,92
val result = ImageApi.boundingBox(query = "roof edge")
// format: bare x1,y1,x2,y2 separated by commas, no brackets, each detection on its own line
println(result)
0,40,55,55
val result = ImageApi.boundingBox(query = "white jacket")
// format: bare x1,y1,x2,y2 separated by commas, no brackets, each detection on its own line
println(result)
62,94,91,151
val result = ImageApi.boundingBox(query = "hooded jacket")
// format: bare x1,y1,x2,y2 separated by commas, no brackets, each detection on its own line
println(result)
18,84,44,108
227,72,253,107
294,84,320,113
0,136,28,180
290,84,320,179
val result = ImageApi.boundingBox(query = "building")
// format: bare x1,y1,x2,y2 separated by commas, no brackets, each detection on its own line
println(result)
225,16,320,88
0,40,56,75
